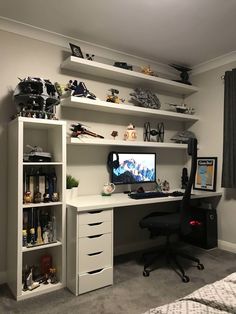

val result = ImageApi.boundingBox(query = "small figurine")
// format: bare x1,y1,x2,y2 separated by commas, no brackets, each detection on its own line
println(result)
106,88,120,104
143,122,164,142
49,268,58,284
141,65,154,76
111,130,118,139
113,62,133,71
167,102,195,114
70,123,104,139
124,123,137,141
86,53,95,61
162,180,170,191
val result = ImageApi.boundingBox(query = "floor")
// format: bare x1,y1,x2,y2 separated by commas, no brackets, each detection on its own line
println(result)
1,246,236,314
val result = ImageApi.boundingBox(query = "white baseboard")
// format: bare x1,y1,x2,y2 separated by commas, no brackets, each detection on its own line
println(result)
218,240,236,254
0,271,7,284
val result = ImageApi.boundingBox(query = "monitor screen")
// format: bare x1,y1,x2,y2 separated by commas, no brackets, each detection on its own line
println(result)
111,152,156,184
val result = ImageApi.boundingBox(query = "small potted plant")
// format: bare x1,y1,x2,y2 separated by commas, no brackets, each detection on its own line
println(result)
66,174,79,199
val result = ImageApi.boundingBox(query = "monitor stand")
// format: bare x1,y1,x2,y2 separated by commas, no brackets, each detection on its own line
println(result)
123,184,131,194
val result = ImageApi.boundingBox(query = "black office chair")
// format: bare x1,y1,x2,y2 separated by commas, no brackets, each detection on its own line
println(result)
139,138,204,282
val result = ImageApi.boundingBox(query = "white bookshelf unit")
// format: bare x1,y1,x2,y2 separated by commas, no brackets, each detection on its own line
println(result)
7,117,66,300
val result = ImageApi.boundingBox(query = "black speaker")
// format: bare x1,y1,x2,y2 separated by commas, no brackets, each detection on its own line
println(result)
183,207,218,249
107,151,119,169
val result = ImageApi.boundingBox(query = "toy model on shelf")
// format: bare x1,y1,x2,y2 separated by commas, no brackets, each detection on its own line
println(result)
167,102,195,114
23,145,52,162
13,77,60,119
70,123,104,139
113,62,133,70
171,130,196,143
143,122,164,142
86,53,95,61
106,88,124,104
130,88,161,109
64,80,96,99
124,123,137,141
141,65,154,76
170,64,192,85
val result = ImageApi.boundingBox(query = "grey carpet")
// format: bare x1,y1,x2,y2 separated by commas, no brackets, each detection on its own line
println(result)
1,246,236,314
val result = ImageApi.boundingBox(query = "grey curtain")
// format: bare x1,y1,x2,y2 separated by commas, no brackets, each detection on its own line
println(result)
221,68,236,187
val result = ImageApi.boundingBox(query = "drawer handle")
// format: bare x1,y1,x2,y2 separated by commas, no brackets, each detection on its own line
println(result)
88,234,103,238
88,210,103,214
88,251,103,256
88,268,103,274
88,222,102,226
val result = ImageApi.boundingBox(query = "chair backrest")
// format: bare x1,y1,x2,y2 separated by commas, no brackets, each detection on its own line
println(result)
180,138,198,235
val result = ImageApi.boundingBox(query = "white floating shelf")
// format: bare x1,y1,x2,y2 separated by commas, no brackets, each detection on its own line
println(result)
22,202,63,208
22,241,62,253
23,162,63,166
61,97,198,122
67,137,188,149
19,282,63,301
61,57,198,96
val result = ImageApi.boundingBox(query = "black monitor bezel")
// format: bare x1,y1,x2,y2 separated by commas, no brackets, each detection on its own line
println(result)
110,151,157,185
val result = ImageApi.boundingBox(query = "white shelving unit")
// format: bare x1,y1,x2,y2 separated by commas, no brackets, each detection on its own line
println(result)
61,96,199,122
61,56,198,96
7,117,66,300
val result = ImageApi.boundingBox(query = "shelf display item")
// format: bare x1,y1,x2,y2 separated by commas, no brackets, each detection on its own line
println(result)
70,123,104,139
170,64,192,85
143,122,164,142
171,130,196,144
85,53,95,61
113,62,133,71
65,80,96,99
69,43,84,58
111,130,118,139
167,102,195,114
106,88,125,104
13,77,60,119
124,123,137,141
23,145,52,162
130,88,161,109
141,65,154,76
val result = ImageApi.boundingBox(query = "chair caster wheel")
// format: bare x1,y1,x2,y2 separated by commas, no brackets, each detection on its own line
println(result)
143,270,150,277
197,263,204,270
182,275,190,283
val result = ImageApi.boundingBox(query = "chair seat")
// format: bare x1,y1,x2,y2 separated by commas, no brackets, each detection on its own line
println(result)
140,212,181,231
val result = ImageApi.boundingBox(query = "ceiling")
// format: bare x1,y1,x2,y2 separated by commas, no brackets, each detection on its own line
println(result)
1,0,236,67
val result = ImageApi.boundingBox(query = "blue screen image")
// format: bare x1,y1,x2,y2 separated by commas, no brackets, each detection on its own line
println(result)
112,152,156,184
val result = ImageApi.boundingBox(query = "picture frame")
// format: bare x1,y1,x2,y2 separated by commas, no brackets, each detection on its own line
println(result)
69,43,84,58
194,157,217,191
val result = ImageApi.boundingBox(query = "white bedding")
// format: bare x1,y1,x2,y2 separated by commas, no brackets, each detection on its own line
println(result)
145,273,236,314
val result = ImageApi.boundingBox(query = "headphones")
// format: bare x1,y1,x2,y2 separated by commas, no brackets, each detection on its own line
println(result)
107,151,120,169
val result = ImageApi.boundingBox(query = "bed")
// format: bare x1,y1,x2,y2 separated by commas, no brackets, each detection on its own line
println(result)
144,272,236,314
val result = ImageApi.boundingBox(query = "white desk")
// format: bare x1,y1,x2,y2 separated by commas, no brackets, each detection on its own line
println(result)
66,191,222,295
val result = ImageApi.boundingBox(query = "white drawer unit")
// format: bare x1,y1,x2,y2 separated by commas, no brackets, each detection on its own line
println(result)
78,267,113,295
67,206,113,296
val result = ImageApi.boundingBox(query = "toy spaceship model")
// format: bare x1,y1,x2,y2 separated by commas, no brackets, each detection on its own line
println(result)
70,123,104,139
130,88,161,109
64,80,96,99
13,77,60,119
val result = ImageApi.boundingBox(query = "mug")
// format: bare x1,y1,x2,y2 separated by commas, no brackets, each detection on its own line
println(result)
102,183,115,195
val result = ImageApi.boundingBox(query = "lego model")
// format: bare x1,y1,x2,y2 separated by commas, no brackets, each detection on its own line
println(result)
13,77,60,119
70,123,104,139
130,88,161,109
65,80,96,99
106,88,124,104
113,62,133,71
143,122,164,142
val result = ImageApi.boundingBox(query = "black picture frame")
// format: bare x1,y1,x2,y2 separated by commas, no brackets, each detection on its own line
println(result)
69,43,84,58
194,157,217,192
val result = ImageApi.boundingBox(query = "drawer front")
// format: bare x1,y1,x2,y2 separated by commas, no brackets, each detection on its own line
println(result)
79,267,113,294
79,221,112,237
79,233,112,255
79,209,112,225
79,247,112,273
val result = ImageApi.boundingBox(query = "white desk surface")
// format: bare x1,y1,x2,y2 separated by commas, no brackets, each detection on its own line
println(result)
66,191,222,212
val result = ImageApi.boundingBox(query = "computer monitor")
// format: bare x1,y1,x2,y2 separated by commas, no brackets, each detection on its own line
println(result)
110,152,156,185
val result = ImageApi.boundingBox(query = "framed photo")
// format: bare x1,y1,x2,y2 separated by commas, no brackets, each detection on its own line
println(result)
194,157,217,191
69,43,84,58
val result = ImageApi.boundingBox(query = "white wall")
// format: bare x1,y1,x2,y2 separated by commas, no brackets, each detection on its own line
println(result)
189,63,236,251
0,29,188,280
